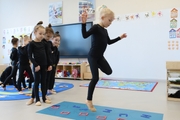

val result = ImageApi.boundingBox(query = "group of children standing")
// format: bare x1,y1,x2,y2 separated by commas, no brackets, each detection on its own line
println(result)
1,4,127,111
0,21,61,106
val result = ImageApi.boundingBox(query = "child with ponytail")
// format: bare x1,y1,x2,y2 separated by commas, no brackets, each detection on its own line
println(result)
48,31,60,93
17,35,34,94
27,21,51,106
1,36,19,90
42,24,54,96
81,5,127,111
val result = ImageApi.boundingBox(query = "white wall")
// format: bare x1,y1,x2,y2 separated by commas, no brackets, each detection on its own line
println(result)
0,0,180,80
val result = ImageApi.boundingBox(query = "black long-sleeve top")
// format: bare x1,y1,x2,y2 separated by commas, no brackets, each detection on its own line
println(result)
51,46,59,66
42,39,53,66
10,47,18,66
82,23,121,57
18,45,30,66
28,41,47,67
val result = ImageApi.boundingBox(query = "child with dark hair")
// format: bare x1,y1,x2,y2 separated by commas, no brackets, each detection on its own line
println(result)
1,36,19,90
48,31,60,94
17,35,34,94
42,24,54,96
27,21,51,106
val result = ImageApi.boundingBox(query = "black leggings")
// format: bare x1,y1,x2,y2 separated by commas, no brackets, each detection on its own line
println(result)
48,66,56,90
45,70,52,95
0,66,12,84
87,55,112,100
17,65,34,91
31,65,47,102
3,65,17,88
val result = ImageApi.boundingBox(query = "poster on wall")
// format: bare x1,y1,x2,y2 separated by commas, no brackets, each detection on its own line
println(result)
2,26,33,64
168,8,179,50
49,1,63,25
79,0,95,22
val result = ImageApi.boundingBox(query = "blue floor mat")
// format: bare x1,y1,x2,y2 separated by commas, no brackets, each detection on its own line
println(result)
0,82,74,101
37,101,163,120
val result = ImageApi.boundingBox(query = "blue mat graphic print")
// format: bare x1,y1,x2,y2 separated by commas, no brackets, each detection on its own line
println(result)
80,80,158,92
0,82,74,101
37,101,163,120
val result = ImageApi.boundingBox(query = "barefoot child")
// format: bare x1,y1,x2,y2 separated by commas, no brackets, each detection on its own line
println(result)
17,35,34,94
27,21,51,106
81,5,127,112
48,31,60,94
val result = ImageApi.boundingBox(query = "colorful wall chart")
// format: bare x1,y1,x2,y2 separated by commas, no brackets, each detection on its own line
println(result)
79,0,95,22
49,1,63,25
2,26,33,64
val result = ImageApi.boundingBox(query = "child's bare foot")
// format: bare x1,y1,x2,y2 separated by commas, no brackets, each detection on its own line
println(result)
49,90,56,94
0,84,6,91
46,96,51,100
35,101,41,106
28,88,32,91
86,100,96,112
19,91,24,94
26,98,34,105
44,99,51,104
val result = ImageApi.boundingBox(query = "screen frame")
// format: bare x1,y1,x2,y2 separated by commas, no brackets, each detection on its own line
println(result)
52,22,93,58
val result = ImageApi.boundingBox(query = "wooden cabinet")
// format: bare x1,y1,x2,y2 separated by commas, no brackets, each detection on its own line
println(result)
0,64,8,74
56,62,86,80
83,64,103,80
166,61,180,102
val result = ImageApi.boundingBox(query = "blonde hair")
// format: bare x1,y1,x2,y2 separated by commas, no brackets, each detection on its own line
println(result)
24,35,30,41
97,5,114,18
30,21,45,40
34,21,44,33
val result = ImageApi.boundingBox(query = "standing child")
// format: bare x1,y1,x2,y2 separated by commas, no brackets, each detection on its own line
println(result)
42,24,54,95
81,5,127,111
17,35,34,94
48,31,60,94
1,36,19,90
27,21,51,106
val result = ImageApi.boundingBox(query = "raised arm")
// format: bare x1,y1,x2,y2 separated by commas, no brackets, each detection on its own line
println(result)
107,36,121,45
82,23,97,38
81,11,97,38
107,32,127,45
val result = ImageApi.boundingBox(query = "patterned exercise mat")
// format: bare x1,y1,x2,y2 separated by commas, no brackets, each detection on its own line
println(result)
80,80,158,92
0,82,74,101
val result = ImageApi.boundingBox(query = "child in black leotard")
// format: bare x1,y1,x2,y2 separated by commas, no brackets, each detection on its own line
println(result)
17,35,34,94
81,5,127,111
42,24,54,97
48,31,60,94
26,21,52,106
0,66,13,85
1,36,19,90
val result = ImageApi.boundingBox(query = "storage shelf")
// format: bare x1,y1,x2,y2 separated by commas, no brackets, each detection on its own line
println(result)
56,77,81,79
168,84,180,88
167,97,180,102
56,62,89,80
166,61,180,102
